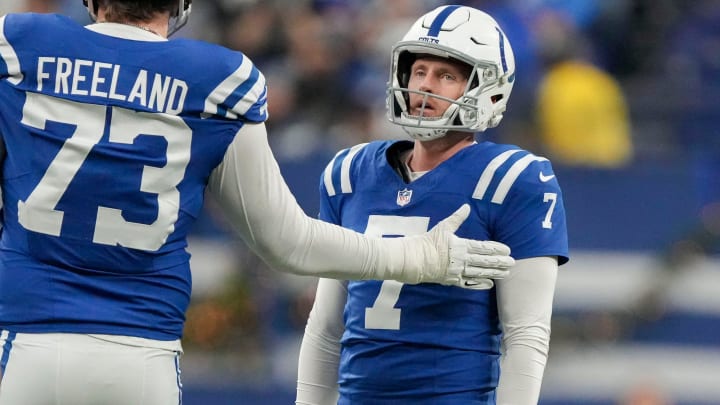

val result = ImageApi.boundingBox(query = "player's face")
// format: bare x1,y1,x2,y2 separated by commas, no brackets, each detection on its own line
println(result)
407,56,470,118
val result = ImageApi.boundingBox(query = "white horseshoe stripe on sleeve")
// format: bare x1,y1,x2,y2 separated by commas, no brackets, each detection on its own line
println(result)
323,143,368,197
471,149,522,201
0,16,23,85
472,150,547,204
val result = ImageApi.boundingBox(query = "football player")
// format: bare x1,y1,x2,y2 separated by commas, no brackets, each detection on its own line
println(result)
0,1,514,403
296,5,569,405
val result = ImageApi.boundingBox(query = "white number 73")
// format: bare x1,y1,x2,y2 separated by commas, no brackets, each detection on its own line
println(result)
363,215,429,330
18,93,191,251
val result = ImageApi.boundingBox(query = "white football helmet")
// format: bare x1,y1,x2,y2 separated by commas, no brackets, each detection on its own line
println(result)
83,0,192,36
387,5,516,141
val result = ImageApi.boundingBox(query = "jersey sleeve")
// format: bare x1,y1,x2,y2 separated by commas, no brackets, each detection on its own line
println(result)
0,15,25,84
489,156,569,264
201,51,268,123
318,150,345,225
317,143,369,225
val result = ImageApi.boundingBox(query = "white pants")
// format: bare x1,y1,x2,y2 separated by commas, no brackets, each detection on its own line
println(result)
0,331,183,405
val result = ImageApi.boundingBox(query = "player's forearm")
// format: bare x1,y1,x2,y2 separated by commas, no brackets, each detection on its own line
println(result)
495,257,557,404
496,333,549,404
296,331,341,405
207,123,419,281
296,279,345,405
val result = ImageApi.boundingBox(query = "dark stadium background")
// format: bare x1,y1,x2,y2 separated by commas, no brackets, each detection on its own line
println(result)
8,0,718,403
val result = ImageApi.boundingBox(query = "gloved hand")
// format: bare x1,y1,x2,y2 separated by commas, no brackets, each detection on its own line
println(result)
395,204,514,289
446,235,513,290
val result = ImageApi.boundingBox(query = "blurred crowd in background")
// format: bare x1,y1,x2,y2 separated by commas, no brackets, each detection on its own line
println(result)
3,0,720,404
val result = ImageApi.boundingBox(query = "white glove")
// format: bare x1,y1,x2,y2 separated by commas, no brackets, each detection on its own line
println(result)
391,204,514,289
447,235,513,290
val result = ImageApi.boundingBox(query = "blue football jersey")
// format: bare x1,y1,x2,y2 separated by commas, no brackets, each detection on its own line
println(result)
0,13,267,340
320,140,569,404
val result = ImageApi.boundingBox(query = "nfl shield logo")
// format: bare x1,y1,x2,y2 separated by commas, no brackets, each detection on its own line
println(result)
396,188,413,206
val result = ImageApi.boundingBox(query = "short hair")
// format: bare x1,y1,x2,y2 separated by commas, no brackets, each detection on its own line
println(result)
96,0,178,22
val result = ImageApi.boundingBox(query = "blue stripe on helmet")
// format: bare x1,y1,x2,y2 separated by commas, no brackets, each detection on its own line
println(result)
496,27,508,74
427,5,461,37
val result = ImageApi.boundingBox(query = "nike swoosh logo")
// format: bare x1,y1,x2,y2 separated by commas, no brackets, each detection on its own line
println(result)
539,172,555,182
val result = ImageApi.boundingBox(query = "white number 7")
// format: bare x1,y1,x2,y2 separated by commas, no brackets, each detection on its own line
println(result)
363,215,429,330
542,192,557,229
18,93,191,251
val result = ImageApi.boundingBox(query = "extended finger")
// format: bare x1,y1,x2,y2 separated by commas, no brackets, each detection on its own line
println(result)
466,240,511,256
463,265,511,279
466,253,515,269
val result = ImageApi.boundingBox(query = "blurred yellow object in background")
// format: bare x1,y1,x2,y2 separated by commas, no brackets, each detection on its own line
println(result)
537,60,633,168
